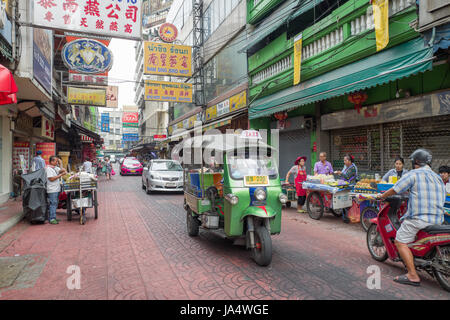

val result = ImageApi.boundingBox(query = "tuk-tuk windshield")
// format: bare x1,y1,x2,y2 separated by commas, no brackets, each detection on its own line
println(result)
228,156,278,180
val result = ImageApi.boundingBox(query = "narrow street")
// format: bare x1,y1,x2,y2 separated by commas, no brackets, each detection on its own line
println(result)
0,168,449,300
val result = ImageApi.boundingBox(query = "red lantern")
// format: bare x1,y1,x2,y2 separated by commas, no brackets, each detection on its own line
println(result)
274,111,288,121
348,92,368,114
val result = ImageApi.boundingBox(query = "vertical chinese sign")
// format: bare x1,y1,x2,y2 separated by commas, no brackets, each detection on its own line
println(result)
144,42,192,77
33,0,142,40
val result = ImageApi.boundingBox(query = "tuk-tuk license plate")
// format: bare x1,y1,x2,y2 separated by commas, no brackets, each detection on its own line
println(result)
244,175,269,186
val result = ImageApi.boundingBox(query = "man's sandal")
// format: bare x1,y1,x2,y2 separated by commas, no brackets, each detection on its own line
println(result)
393,274,420,287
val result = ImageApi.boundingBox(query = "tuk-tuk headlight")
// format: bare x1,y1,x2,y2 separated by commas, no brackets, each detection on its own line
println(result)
254,188,266,201
279,193,288,204
226,194,239,205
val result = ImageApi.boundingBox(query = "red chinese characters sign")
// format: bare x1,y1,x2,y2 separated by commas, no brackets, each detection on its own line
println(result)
33,0,142,39
41,116,55,140
36,143,56,165
144,42,192,77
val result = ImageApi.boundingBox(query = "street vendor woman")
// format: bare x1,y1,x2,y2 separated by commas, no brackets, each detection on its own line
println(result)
382,157,408,182
334,154,358,223
314,152,334,175
286,156,307,213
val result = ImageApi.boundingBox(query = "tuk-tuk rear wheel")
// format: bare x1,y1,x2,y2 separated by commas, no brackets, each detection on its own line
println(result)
252,226,272,267
186,208,199,237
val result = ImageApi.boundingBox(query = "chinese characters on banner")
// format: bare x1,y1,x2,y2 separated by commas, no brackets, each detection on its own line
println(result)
144,42,192,77
69,73,108,85
41,116,55,140
13,142,30,172
33,0,142,39
144,80,192,103
67,86,106,106
36,142,56,165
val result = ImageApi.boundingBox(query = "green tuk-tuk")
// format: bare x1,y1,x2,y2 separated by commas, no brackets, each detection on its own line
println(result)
180,131,287,266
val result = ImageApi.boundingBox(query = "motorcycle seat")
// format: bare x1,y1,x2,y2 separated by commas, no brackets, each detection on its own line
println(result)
422,224,450,235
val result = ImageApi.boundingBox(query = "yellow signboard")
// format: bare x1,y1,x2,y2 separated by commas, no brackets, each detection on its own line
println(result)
293,33,303,85
67,87,106,106
144,80,192,103
144,42,192,77
205,105,217,121
230,91,247,112
373,0,389,51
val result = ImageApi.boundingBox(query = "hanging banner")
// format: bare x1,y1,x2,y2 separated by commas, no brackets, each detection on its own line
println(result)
101,113,110,132
36,142,56,165
69,73,108,85
62,38,113,74
33,28,53,95
41,116,55,140
122,133,139,142
293,33,302,86
32,0,142,40
122,112,139,128
144,80,192,103
106,85,119,108
372,0,389,52
144,42,192,77
67,87,106,106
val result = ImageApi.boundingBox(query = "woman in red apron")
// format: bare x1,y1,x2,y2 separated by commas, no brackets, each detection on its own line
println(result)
294,156,307,213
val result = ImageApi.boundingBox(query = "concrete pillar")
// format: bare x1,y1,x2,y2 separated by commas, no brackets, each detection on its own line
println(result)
0,114,13,204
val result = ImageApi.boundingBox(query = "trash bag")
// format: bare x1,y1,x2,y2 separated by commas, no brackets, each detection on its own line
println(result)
21,168,47,223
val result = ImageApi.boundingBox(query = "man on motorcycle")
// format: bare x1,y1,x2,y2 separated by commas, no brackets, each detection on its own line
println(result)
378,149,446,286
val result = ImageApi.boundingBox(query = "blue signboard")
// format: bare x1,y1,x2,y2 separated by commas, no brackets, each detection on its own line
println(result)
101,113,110,133
33,28,53,94
62,38,113,74
122,133,139,142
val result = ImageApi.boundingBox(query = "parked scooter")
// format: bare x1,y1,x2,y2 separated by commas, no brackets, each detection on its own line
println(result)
367,195,450,292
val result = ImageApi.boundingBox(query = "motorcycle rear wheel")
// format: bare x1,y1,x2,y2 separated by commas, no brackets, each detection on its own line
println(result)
367,223,388,262
433,246,450,292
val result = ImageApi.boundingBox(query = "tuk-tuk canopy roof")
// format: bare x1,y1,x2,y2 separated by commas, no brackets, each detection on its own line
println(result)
181,134,275,154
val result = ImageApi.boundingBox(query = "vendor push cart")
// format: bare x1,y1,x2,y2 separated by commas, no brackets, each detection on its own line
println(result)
303,182,353,220
281,182,296,208
62,177,98,225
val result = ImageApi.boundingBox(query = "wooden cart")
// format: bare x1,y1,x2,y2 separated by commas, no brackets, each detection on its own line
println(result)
63,180,98,225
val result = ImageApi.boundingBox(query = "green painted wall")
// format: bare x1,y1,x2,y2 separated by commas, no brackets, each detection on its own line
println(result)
247,0,286,25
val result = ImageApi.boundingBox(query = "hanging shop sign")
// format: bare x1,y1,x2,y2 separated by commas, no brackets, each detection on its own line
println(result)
122,133,139,142
33,27,53,95
144,80,192,103
372,0,389,51
154,135,167,141
36,142,56,165
205,91,247,121
32,0,143,40
101,113,110,132
158,23,178,43
144,42,192,77
67,87,106,106
41,116,55,140
122,112,139,128
13,142,30,172
293,33,302,85
69,73,108,85
106,85,118,108
62,38,113,74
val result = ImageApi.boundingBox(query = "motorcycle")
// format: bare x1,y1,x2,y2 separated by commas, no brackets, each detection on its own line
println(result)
367,195,450,292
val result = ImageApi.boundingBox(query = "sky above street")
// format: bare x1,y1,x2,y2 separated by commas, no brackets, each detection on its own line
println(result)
108,38,138,110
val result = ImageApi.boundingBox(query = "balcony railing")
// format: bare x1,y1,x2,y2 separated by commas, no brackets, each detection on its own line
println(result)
252,55,292,84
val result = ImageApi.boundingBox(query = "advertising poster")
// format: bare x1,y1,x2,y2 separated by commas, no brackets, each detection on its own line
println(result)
144,42,192,77
33,28,53,94
36,142,56,165
13,142,30,172
106,86,119,108
33,0,142,40
144,80,192,103
122,112,139,128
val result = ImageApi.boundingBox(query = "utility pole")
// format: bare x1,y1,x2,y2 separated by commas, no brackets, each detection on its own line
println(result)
192,0,205,112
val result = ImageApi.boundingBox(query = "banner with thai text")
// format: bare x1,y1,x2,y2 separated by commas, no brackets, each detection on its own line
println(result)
67,87,106,106
144,80,192,103
144,42,192,77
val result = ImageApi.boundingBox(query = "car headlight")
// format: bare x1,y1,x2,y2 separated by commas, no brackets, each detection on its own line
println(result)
225,194,239,205
151,174,160,180
254,188,266,201
279,193,288,204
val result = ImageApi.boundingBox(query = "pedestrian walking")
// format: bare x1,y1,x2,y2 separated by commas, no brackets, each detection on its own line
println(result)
105,157,112,180
82,158,93,173
286,156,308,213
46,156,67,225
31,150,46,172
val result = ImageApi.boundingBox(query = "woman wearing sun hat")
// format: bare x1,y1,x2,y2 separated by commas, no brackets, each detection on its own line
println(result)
286,156,308,213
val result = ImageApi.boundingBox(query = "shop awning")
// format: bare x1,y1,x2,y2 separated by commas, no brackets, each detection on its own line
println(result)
80,134,94,143
0,64,17,105
423,24,450,53
70,120,101,143
249,37,434,119
239,0,324,53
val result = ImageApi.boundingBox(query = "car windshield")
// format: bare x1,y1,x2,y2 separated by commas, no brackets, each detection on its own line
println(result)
228,156,278,180
151,161,182,171
123,159,141,166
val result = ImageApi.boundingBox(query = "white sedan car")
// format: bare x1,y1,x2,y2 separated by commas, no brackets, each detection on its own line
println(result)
142,160,184,193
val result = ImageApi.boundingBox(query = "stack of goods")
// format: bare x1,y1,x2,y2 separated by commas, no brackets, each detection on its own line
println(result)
354,179,380,194
306,174,335,184
63,172,97,184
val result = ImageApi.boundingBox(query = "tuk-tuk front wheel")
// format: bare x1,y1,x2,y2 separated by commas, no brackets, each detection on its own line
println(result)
186,208,199,237
252,226,272,266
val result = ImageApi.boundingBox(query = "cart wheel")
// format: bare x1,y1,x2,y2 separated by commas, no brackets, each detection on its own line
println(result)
252,226,272,267
67,193,72,221
186,208,199,236
360,207,378,231
285,201,291,208
94,191,98,219
307,192,324,220
330,208,343,217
